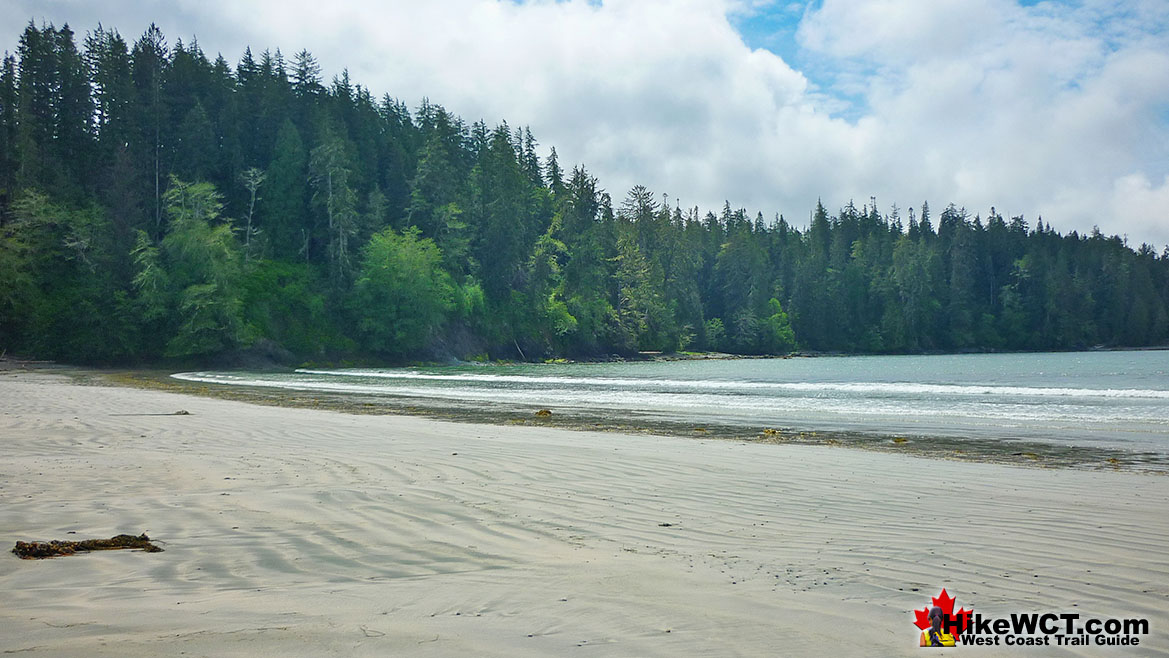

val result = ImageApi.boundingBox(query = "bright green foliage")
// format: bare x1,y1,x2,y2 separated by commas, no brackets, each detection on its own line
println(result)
554,166,616,355
240,260,342,356
350,226,453,356
613,224,673,352
0,201,35,346
703,318,726,351
762,298,796,353
3,191,138,360
133,177,248,357
452,277,486,325
528,220,578,349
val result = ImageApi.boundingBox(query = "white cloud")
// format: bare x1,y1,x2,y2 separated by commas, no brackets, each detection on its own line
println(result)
797,0,1169,245
1108,174,1169,248
2,0,1168,247
797,0,1009,64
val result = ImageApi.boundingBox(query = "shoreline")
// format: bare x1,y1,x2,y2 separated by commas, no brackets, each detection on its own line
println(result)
2,370,1167,655
84,366,1169,474
6,339,1168,370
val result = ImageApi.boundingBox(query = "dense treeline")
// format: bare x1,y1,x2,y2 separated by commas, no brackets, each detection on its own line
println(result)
1,22,1167,364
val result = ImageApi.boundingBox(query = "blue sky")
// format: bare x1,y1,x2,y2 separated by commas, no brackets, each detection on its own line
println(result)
732,0,1169,132
2,0,1168,247
732,3,872,122
731,2,806,63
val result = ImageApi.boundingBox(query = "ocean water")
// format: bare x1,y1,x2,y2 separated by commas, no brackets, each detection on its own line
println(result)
173,351,1169,452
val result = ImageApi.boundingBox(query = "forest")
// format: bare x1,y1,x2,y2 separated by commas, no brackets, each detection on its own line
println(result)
1,21,1167,365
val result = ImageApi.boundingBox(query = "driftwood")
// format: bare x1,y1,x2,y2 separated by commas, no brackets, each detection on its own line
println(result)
12,533,163,559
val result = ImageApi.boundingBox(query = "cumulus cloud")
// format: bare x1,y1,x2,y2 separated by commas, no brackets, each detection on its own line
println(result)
797,0,1169,245
2,0,1167,247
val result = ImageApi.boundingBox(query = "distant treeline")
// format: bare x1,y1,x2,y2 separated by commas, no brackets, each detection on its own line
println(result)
1,22,1167,364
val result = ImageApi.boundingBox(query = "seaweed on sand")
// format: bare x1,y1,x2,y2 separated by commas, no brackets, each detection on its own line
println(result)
12,533,163,559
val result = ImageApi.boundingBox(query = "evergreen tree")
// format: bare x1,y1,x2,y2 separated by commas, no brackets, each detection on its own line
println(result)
545,146,564,199
0,52,17,204
129,24,168,235
309,124,358,287
52,24,93,197
469,125,536,301
14,21,56,191
260,119,308,260
174,102,216,180
84,25,134,169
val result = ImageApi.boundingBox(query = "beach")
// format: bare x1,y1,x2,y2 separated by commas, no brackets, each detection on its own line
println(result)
2,371,1167,656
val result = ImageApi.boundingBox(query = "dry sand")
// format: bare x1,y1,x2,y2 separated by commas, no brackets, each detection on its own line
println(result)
1,371,1167,656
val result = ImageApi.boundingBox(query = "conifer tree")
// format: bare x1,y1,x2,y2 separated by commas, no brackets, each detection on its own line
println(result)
130,24,168,235
309,126,358,287
0,52,17,203
260,119,308,260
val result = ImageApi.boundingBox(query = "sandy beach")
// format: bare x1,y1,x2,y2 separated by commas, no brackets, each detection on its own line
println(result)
2,371,1167,656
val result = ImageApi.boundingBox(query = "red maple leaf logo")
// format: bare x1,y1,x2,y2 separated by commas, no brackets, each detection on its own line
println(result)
914,588,971,638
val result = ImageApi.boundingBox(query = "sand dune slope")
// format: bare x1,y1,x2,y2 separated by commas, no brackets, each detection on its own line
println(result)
1,373,1167,656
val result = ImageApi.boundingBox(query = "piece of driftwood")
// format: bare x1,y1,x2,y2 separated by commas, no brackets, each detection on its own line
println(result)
12,533,163,559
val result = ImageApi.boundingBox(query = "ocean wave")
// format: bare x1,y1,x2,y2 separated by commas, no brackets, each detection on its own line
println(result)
170,371,1168,426
291,368,1169,400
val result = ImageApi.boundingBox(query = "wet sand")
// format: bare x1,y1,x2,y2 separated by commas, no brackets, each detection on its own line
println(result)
2,371,1167,655
105,369,1169,471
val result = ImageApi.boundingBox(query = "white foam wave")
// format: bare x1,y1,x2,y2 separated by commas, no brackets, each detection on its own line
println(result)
170,371,1169,426
292,368,1169,400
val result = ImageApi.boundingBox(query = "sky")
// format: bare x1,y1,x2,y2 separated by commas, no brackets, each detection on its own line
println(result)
3,0,1169,248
